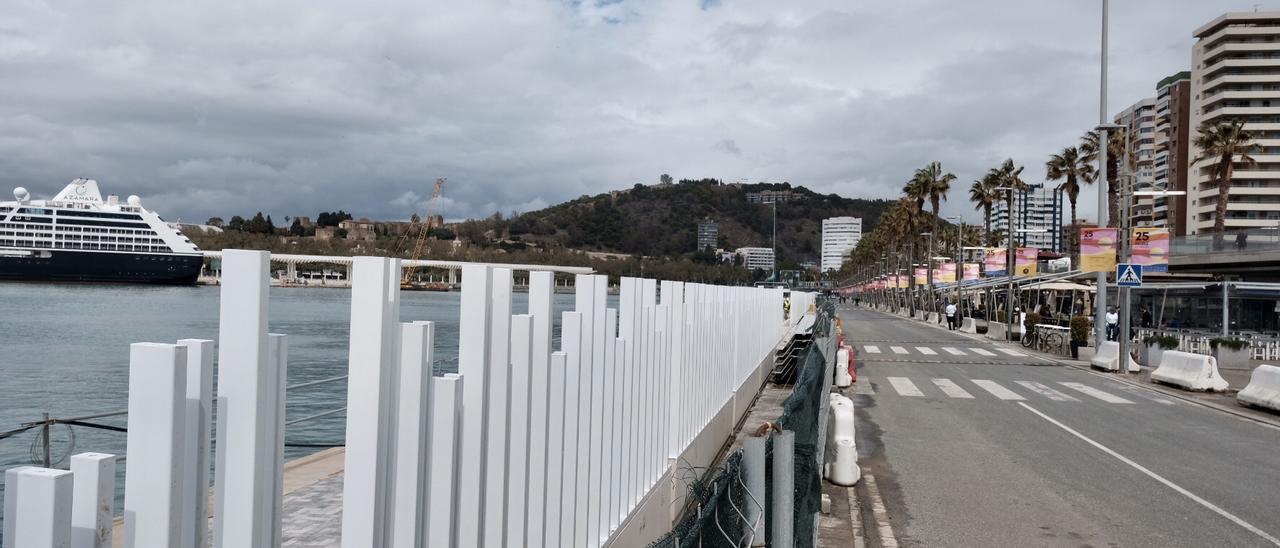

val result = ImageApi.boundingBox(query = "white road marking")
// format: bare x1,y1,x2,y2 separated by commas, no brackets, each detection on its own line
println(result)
848,486,865,548
915,346,938,355
942,347,966,356
997,348,1026,356
932,378,974,399
1108,382,1177,405
968,348,997,357
890,346,909,355
1014,381,1079,402
971,379,1025,400
1018,402,1280,547
887,377,924,397
854,380,876,395
1059,382,1135,404
864,345,881,354
863,474,900,548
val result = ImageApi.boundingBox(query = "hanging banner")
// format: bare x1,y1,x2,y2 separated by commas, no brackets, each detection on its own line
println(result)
984,248,1007,276
940,262,957,283
894,275,906,289
1016,247,1038,276
1080,227,1118,273
914,267,927,285
1131,228,1169,273
963,263,980,281
931,268,941,284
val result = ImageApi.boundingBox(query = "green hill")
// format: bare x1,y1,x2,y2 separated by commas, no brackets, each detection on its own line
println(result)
454,179,894,266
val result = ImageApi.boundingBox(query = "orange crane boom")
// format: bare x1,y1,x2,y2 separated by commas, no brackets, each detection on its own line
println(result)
401,177,445,287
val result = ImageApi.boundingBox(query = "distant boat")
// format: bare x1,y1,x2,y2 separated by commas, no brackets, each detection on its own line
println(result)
0,179,203,284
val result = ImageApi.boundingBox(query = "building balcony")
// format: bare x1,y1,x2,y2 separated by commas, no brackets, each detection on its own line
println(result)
1203,39,1280,62
1202,73,1280,93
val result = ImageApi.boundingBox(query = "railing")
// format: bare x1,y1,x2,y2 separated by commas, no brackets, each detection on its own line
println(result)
3,250,790,548
1171,228,1280,255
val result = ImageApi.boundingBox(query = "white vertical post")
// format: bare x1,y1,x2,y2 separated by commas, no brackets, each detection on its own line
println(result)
559,311,584,546
597,307,618,544
609,337,627,532
505,314,533,548
176,338,213,548
265,333,287,548
641,279,657,490
586,275,608,547
392,321,434,548
124,342,187,548
543,351,569,548
484,268,514,548
457,265,493,548
654,302,669,487
616,278,636,523
665,283,684,460
426,374,462,548
572,275,595,548
12,468,73,548
341,257,401,548
525,271,554,548
71,453,115,548
3,466,33,548
640,304,654,493
213,250,272,548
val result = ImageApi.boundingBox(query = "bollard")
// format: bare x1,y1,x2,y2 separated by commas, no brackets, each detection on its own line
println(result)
771,430,795,548
71,452,116,548
835,347,853,388
743,436,767,547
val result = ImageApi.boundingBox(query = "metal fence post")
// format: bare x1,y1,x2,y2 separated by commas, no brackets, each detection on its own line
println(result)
743,436,767,547
771,430,795,548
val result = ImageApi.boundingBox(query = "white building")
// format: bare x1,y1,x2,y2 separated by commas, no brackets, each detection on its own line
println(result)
1115,97,1158,228
820,216,862,272
1188,12,1280,233
735,247,775,272
991,183,1063,251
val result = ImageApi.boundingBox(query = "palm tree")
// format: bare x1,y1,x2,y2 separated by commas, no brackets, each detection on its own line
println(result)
1081,130,1125,227
1046,146,1095,266
914,161,956,244
969,171,1001,246
994,159,1026,248
1193,118,1258,247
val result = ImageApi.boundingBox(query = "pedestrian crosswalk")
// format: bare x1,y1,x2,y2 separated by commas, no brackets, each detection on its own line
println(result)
851,376,1145,405
858,344,1027,359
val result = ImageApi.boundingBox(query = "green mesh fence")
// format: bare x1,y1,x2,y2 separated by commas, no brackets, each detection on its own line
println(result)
649,297,835,548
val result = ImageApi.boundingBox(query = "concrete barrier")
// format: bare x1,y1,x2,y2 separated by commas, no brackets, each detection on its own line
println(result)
834,347,853,388
959,317,977,333
823,394,858,487
1151,351,1229,392
1090,341,1140,373
926,312,939,324
914,310,926,321
1238,364,1280,411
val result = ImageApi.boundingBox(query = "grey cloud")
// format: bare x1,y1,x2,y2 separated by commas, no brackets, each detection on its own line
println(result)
0,0,1236,226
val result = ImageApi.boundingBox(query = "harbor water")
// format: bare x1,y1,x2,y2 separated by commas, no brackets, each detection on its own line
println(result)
0,281,602,526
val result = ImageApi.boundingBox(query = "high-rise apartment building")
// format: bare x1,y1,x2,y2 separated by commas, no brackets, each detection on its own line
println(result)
1188,12,1280,233
696,219,719,251
1115,97,1158,229
820,216,862,272
991,183,1064,251
1151,71,1193,236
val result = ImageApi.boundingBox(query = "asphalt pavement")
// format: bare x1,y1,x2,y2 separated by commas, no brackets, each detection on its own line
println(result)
837,304,1280,548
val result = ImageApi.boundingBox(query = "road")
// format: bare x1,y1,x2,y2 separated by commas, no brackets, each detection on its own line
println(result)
838,305,1280,548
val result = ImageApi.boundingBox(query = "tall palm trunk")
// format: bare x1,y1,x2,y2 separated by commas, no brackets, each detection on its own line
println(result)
1069,198,1079,267
1214,152,1234,248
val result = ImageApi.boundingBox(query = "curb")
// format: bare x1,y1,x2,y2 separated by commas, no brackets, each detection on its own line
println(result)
849,305,1280,430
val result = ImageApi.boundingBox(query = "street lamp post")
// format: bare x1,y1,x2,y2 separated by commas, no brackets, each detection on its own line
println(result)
1095,0,1112,352
921,232,935,316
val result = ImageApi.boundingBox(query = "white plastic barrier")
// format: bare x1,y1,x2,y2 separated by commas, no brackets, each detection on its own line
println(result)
834,347,853,388
823,394,859,486
1090,341,1140,373
1238,364,1280,411
1150,351,1229,392
927,312,939,324
959,317,977,333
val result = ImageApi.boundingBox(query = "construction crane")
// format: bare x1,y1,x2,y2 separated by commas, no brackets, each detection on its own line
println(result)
401,177,446,288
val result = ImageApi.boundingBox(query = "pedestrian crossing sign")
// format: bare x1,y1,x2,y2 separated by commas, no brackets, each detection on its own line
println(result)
1116,263,1143,288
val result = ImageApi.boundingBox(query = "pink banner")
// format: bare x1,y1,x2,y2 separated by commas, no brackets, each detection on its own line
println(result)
963,263,980,281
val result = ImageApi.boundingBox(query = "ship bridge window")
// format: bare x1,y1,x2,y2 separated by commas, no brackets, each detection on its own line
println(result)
58,211,143,221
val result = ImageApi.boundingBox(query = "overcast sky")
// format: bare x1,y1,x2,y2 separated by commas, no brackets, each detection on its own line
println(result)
0,0,1259,225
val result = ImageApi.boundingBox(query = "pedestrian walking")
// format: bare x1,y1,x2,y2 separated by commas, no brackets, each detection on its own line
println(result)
1105,307,1119,341
1140,306,1153,328
945,301,957,330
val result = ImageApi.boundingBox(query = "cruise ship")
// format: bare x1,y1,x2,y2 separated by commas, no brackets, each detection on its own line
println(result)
0,179,203,284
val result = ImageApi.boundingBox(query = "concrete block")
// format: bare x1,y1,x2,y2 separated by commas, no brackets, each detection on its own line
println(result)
1238,364,1280,411
1090,341,1141,373
71,453,115,548
1151,351,1230,392
960,317,977,333
11,467,73,548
